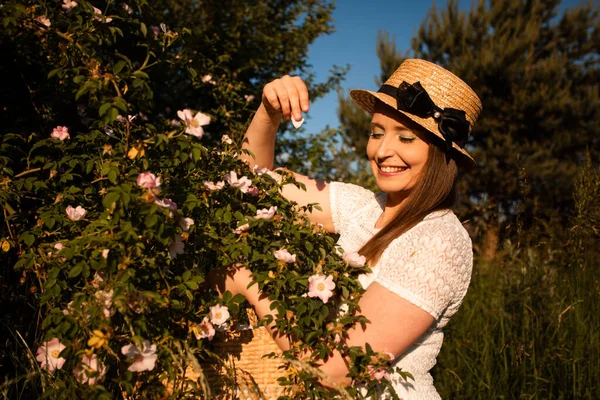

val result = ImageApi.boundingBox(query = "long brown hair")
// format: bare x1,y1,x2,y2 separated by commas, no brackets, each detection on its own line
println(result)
359,143,458,264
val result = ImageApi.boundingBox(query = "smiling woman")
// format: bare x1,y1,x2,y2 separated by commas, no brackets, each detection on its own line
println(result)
211,59,482,399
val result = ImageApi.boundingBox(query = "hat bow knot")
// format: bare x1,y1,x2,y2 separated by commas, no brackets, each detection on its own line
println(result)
379,81,470,150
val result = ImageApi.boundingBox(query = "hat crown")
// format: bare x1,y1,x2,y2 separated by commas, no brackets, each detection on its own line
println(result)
384,59,482,127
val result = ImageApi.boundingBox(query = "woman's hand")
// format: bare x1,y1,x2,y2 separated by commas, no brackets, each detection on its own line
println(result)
261,75,310,121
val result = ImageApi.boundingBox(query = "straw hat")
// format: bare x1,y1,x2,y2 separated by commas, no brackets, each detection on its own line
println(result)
350,59,482,167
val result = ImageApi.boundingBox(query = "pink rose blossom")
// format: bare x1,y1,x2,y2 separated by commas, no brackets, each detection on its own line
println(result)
177,109,211,138
342,251,366,268
121,340,157,372
101,249,110,259
61,0,78,11
122,3,133,14
367,365,390,381
116,114,136,123
193,317,216,340
155,197,177,216
36,338,66,372
90,272,104,288
307,274,336,304
73,354,107,385
274,248,296,263
50,126,70,140
233,223,250,234
246,186,259,196
93,7,112,23
225,171,252,193
255,206,277,220
51,242,67,262
221,134,233,144
201,75,216,85
244,94,255,102
66,205,86,221
179,217,194,232
168,235,185,259
35,15,51,28
204,181,225,191
209,304,230,326
136,172,161,189
253,166,281,181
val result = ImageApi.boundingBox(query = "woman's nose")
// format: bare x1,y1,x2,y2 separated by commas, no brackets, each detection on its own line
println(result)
376,135,395,159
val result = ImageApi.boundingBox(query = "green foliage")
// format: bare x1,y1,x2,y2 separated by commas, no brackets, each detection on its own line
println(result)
433,156,600,398
0,0,401,398
410,0,600,244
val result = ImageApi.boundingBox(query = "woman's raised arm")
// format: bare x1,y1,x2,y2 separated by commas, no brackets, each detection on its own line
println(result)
241,76,335,232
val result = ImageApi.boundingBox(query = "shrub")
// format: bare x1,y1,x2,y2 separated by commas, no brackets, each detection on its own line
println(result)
0,1,405,398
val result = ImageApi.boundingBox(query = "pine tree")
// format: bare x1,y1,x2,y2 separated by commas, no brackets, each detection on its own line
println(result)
338,0,600,253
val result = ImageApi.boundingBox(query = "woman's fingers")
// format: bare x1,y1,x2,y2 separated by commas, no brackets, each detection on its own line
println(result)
262,76,309,121
291,76,310,114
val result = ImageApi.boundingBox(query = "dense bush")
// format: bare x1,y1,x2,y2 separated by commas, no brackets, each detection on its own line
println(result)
0,1,403,398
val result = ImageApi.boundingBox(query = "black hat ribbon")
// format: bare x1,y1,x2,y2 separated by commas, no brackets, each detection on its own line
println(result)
378,81,470,150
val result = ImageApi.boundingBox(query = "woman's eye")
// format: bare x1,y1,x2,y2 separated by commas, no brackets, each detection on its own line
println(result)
398,136,416,143
369,131,384,138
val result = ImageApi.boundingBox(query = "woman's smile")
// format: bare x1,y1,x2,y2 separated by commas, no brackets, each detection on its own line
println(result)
366,103,430,202
377,164,409,175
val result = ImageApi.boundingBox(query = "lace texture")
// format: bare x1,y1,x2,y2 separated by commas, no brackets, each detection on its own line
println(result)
330,182,473,399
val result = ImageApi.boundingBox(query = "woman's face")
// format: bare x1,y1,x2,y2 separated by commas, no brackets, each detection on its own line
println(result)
366,103,430,204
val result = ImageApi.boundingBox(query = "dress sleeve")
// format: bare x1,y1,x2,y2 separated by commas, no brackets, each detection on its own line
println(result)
329,182,377,235
373,219,473,320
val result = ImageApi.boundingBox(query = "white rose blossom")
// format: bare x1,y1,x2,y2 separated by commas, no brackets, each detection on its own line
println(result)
255,206,277,220
274,248,297,263
121,340,157,372
66,205,86,221
209,304,230,326
177,109,211,138
225,171,252,193
36,338,66,372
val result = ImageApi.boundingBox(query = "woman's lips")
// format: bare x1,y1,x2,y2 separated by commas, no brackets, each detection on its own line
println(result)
377,165,408,176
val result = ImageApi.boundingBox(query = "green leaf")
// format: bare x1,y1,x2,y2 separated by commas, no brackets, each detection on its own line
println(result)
140,22,147,37
99,102,112,116
114,60,126,75
132,70,149,79
107,169,118,184
305,242,313,253
47,68,63,79
182,270,191,281
144,213,158,228
68,264,82,278
113,97,128,112
105,107,119,124
19,232,35,247
102,192,120,209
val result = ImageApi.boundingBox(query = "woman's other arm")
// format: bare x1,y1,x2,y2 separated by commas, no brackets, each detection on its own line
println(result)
209,266,434,387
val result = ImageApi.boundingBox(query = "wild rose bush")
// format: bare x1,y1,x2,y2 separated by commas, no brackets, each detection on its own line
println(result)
0,1,407,398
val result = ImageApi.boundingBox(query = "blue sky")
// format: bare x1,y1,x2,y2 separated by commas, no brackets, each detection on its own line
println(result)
303,0,586,133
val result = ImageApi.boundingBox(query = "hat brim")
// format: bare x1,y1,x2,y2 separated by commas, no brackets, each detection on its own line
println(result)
350,88,476,169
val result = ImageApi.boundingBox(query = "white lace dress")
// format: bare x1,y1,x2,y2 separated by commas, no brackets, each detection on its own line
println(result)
329,182,473,400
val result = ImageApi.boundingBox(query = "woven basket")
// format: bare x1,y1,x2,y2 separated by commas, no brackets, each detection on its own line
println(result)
187,310,288,399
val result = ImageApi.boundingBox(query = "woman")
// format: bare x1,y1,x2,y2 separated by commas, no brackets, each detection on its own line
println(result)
212,59,482,399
